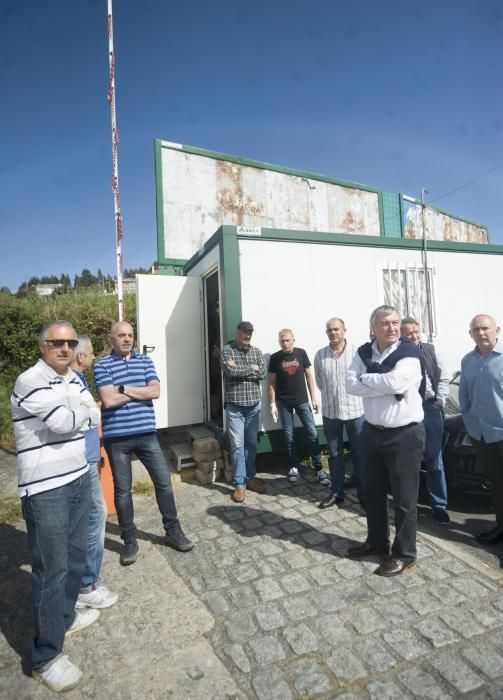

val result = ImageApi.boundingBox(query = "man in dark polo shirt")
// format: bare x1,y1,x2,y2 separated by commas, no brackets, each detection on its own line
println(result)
94,321,193,566
268,328,330,486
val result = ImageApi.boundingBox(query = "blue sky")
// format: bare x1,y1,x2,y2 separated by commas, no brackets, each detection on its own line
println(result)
1,0,502,292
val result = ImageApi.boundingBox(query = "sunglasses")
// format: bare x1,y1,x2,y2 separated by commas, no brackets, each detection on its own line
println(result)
44,339,79,349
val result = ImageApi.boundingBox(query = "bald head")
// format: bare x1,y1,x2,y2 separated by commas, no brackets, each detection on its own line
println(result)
110,321,134,358
469,314,500,356
325,317,346,349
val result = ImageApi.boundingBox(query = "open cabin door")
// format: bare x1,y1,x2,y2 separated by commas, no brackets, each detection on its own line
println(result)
136,274,204,428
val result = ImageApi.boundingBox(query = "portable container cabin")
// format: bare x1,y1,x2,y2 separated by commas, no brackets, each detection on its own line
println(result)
136,141,502,451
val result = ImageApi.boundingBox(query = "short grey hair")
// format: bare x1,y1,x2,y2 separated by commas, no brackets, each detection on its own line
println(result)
326,317,346,329
72,335,92,361
400,316,419,327
39,320,75,342
369,305,400,328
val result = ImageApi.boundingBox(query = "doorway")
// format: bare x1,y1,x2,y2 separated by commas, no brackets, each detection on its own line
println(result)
204,270,223,426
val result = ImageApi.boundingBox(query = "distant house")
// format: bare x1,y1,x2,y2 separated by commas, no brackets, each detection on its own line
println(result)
115,278,136,295
35,283,64,297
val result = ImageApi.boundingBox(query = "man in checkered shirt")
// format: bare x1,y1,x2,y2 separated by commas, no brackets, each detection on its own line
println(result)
221,321,267,503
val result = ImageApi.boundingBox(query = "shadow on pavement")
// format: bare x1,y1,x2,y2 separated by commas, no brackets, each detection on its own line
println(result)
0,523,33,676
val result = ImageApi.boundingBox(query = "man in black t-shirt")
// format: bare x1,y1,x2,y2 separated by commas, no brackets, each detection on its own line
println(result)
268,328,330,485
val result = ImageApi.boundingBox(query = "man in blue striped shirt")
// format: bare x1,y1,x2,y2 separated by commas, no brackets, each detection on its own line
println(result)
94,321,193,565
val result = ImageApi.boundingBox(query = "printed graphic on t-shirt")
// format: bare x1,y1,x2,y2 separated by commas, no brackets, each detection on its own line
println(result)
281,359,300,376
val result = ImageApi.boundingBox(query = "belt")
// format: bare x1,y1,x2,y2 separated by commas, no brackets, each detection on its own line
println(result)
366,421,418,432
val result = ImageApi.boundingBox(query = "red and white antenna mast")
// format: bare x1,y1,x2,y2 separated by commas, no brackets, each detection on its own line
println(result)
107,0,125,321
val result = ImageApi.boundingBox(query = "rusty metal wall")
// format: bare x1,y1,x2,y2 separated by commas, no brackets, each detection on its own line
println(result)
403,201,488,244
161,147,380,260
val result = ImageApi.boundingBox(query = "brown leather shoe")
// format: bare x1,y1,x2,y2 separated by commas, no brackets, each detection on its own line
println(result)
232,486,246,503
246,479,266,494
374,557,416,577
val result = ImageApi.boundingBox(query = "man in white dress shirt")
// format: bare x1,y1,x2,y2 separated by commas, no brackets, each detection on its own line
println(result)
346,305,425,577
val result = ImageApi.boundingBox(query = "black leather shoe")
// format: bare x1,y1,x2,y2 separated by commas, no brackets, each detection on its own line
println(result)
344,474,357,489
347,542,389,559
475,524,503,545
374,557,416,577
432,507,450,525
319,493,344,509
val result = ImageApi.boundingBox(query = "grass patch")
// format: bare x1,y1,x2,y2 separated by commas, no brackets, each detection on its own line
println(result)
0,496,22,523
132,480,154,496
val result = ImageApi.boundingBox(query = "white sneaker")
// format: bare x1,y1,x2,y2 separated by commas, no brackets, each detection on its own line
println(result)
288,467,300,482
316,469,331,486
76,585,119,609
33,654,82,692
65,608,100,636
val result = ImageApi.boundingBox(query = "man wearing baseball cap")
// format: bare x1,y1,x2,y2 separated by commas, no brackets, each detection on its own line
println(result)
220,321,267,503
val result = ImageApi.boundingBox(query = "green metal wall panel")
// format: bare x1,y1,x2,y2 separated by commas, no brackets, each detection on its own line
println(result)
382,192,402,238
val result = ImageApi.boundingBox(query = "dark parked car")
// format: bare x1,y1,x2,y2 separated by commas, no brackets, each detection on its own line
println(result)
441,372,491,496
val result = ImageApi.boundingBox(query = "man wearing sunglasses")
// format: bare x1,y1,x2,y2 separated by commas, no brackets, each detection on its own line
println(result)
11,320,101,692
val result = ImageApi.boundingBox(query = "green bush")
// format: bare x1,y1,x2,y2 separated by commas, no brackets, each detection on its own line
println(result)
0,292,136,448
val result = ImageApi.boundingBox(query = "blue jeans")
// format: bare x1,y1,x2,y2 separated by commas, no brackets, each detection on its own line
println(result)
423,401,448,509
22,472,90,670
277,400,321,471
323,415,365,499
80,462,107,591
103,432,179,543
226,402,260,487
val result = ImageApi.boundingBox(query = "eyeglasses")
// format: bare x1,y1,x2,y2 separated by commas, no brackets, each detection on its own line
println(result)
44,339,79,349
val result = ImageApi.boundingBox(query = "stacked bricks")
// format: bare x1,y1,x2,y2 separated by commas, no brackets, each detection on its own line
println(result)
192,437,223,485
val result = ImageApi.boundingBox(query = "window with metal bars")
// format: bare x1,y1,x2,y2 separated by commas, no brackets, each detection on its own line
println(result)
382,263,437,338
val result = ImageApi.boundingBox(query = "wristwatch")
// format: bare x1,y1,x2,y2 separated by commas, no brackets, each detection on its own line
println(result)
118,385,125,394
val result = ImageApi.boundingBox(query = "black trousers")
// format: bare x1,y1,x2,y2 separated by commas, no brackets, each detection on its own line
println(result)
362,421,425,563
470,437,503,524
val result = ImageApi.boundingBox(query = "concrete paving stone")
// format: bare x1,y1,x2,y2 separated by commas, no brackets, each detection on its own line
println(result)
257,542,284,557
396,570,427,588
494,596,503,612
451,576,497,599
318,507,342,523
428,581,467,606
248,635,287,665
204,591,230,614
439,608,486,638
416,542,435,559
218,535,242,550
254,603,287,631
430,651,485,693
489,626,503,649
326,648,367,681
404,590,443,615
235,547,257,563
222,508,245,521
398,667,453,699
365,574,401,596
334,558,365,580
340,581,374,604
281,508,301,519
254,577,285,602
349,606,387,635
383,629,430,661
353,637,398,672
278,520,304,535
340,518,368,535
232,563,259,583
309,564,341,586
414,618,460,648
261,525,283,538
282,595,317,621
280,572,311,594
201,572,232,591
251,667,293,700
256,557,287,577
462,643,503,678
222,643,251,673
197,527,220,540
241,516,264,531
298,502,322,515
282,539,303,551
312,587,346,613
366,680,405,699
229,585,259,608
471,602,503,628
284,551,311,570
211,551,237,568
261,512,282,525
287,659,332,695
309,545,336,562
420,563,451,581
331,537,355,555
191,575,205,593
436,557,468,575
278,496,301,508
283,622,318,654
223,609,257,644
301,529,330,547
313,613,352,645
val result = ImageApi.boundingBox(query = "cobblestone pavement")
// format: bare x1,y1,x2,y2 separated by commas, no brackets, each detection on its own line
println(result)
2,464,503,698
